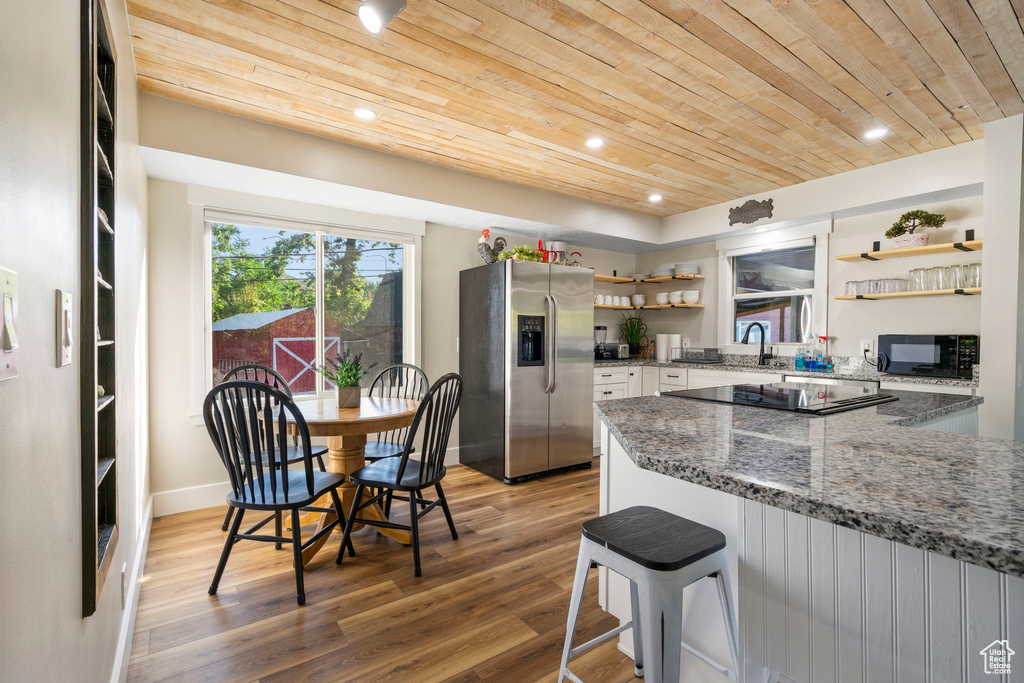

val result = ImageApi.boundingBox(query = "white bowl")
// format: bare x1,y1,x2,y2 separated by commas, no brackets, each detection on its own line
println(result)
670,290,684,296
631,273,650,280
668,295,684,305
631,294,647,306
682,292,700,304
655,293,670,304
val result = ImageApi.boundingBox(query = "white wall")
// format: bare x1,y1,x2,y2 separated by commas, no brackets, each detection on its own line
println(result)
0,1,149,681
633,242,719,350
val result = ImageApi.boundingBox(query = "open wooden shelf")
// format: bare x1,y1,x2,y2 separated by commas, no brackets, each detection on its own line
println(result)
596,303,704,310
97,209,113,235
96,143,113,183
97,274,113,291
96,76,112,125
835,287,981,301
97,395,115,412
595,273,705,284
835,240,982,262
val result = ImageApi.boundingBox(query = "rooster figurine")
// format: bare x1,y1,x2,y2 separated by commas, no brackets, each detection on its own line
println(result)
477,229,507,264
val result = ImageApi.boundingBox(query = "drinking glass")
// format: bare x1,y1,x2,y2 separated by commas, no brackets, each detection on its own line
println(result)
945,265,964,289
892,278,907,293
965,263,982,288
908,268,924,292
924,267,941,291
845,281,859,296
868,279,882,295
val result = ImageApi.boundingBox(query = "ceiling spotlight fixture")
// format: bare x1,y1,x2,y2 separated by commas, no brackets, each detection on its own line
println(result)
354,107,377,121
585,137,606,149
959,104,971,109
358,0,406,34
864,127,889,140
648,193,663,203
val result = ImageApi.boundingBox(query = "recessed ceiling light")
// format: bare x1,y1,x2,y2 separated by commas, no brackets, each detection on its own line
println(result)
354,107,377,121
864,127,889,140
585,137,605,149
959,104,971,109
358,0,406,34
755,227,769,232
648,193,663,203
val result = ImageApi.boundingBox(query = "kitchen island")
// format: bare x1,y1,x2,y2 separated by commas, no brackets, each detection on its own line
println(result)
594,389,1023,682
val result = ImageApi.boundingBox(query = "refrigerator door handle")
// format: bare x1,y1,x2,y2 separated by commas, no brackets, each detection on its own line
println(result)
549,293,559,393
548,290,557,393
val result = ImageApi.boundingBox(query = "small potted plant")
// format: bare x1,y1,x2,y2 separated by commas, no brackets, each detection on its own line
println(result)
619,312,648,358
497,244,545,262
316,350,376,409
885,209,947,248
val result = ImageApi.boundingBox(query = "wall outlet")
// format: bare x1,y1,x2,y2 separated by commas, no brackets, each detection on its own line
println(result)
682,338,690,350
860,339,874,356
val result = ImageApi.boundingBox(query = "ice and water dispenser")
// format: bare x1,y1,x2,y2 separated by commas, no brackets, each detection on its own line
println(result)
517,315,545,367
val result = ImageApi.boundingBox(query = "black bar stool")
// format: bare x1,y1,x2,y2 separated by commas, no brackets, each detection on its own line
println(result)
558,505,740,683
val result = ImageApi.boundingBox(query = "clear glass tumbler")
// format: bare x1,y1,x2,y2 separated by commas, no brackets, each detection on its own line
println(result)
845,281,859,296
946,265,964,289
965,263,982,288
908,268,924,291
924,267,941,291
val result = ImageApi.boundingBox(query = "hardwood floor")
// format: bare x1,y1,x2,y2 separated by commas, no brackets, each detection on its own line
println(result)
129,461,636,682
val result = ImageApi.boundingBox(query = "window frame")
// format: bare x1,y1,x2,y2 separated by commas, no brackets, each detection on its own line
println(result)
717,226,830,355
187,185,423,423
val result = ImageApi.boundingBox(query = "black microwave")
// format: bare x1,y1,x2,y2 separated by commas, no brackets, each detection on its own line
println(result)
877,335,979,379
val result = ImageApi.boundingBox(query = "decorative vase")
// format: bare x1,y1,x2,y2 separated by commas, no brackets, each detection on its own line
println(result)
335,386,361,409
628,342,640,357
893,233,929,248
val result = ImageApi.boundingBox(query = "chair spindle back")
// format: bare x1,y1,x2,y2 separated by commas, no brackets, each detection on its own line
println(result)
397,373,462,487
368,363,429,446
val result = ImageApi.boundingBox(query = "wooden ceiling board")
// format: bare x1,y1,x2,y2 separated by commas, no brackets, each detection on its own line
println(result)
127,0,1024,216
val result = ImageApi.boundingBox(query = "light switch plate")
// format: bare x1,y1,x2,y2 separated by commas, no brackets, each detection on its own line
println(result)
56,289,73,367
0,267,18,382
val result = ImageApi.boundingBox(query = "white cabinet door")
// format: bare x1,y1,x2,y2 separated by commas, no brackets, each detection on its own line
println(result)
642,366,659,396
659,367,687,390
686,369,784,389
593,383,628,454
626,368,642,398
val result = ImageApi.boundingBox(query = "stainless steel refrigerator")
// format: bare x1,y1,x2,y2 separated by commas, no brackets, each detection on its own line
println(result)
459,260,594,483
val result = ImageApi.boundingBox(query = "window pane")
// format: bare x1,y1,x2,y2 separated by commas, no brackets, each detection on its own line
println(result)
734,245,815,294
323,237,404,389
210,223,318,393
734,295,812,344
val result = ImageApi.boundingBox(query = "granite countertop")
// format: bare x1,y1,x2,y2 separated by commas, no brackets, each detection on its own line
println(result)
595,358,979,388
595,391,1024,577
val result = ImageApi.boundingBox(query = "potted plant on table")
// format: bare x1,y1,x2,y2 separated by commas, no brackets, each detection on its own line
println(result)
316,350,376,409
885,209,946,248
619,312,648,358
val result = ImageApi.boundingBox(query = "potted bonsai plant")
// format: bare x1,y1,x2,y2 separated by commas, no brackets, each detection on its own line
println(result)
619,311,648,358
885,209,947,248
317,350,376,409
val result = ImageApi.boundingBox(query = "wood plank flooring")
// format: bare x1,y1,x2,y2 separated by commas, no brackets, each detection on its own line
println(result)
129,461,635,682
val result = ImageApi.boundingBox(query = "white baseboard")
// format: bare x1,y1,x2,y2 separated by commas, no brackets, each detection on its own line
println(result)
153,480,231,517
111,495,154,683
444,445,460,466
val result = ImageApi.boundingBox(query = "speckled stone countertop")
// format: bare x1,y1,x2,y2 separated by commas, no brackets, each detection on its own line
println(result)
595,357,979,388
595,391,1024,577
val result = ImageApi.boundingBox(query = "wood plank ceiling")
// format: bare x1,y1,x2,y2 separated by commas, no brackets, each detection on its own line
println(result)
126,0,1024,216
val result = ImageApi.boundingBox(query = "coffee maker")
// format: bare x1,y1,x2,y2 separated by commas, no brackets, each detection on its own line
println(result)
594,326,611,360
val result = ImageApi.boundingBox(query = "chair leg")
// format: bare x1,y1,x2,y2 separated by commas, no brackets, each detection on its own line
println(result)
418,489,428,511
409,488,422,577
274,511,283,550
220,506,234,532
558,541,592,683
384,490,393,517
290,509,306,606
336,485,364,565
629,579,644,678
435,482,458,540
715,565,741,679
315,454,326,472
329,488,355,558
209,507,244,595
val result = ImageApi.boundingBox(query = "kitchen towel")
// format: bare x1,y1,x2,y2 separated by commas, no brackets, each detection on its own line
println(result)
656,334,669,363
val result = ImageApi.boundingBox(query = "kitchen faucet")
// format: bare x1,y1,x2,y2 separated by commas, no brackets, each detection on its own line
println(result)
740,322,774,366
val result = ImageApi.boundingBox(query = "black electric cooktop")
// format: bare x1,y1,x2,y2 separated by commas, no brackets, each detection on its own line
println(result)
659,382,898,415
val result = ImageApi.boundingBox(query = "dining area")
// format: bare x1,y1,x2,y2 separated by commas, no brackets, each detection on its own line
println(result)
204,360,462,605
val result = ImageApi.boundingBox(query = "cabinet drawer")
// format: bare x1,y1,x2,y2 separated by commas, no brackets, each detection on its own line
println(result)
594,384,628,401
659,367,688,388
594,367,629,385
686,369,783,389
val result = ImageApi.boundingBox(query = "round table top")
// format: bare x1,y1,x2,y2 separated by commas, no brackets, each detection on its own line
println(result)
286,396,419,437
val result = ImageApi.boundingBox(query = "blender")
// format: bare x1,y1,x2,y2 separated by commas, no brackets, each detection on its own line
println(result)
594,325,610,360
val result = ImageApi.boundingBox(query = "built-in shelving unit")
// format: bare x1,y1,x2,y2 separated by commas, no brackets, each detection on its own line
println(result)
595,303,704,310
80,0,118,618
595,273,705,284
835,240,982,263
835,287,981,301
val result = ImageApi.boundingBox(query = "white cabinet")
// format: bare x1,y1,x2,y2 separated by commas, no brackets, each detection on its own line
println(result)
626,368,642,398
879,381,975,396
686,368,783,389
642,366,660,396
659,367,687,389
595,367,629,385
594,367,633,452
